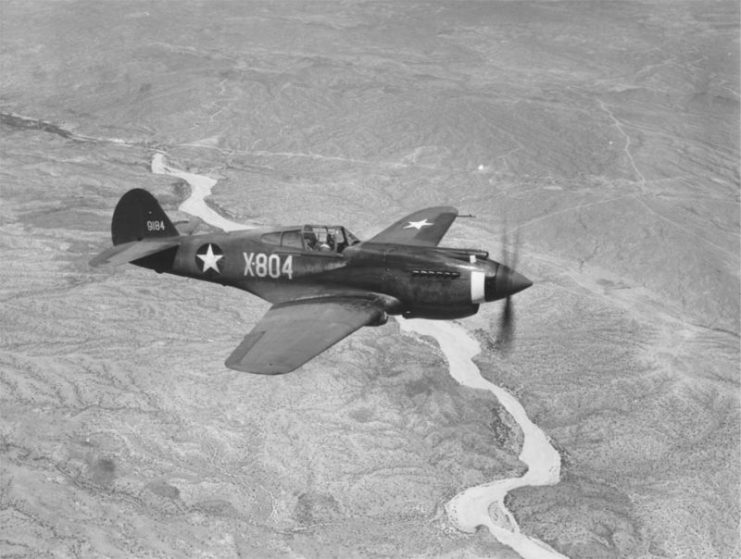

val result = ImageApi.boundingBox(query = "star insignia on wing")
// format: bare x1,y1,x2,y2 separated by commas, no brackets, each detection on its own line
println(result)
403,219,434,230
197,243,224,274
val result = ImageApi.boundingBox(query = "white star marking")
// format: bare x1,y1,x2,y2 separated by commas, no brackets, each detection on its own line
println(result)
197,244,223,273
404,219,434,230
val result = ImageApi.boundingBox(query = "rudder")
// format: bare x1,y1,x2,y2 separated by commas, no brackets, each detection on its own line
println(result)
111,189,179,245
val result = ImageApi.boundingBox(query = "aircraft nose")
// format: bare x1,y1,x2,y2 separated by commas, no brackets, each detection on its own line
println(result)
507,269,533,294
485,265,533,301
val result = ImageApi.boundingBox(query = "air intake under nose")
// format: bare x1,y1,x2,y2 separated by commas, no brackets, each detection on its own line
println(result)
485,265,532,301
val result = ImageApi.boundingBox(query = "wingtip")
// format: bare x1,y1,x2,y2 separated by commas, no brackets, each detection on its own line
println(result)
224,358,294,375
88,252,109,268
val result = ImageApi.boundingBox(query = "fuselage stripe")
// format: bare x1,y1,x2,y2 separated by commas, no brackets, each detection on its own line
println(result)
471,271,486,303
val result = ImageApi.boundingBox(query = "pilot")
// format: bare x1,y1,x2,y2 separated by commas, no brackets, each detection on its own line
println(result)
317,231,331,251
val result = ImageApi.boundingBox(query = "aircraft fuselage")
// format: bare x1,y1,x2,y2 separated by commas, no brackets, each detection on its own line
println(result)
133,228,505,320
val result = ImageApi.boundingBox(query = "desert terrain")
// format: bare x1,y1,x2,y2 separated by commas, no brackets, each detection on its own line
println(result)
1,1,738,558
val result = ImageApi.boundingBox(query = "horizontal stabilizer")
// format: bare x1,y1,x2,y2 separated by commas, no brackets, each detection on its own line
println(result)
89,238,181,267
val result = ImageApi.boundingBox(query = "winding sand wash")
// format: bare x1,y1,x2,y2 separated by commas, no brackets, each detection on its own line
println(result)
151,153,250,232
398,320,567,559
152,153,567,558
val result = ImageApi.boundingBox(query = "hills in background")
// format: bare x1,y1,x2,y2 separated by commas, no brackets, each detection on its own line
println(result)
1,1,738,558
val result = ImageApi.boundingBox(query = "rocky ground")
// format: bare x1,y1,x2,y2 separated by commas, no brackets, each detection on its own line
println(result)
1,1,738,558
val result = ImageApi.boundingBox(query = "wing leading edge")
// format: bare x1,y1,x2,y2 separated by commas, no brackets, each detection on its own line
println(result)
365,206,458,247
225,297,385,374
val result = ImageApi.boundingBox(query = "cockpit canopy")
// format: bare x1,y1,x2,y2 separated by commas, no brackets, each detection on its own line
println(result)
261,225,360,253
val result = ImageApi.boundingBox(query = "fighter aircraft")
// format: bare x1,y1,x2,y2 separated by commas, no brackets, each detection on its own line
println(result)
90,189,532,374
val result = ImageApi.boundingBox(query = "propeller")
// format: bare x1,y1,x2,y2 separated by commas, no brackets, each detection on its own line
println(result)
496,221,522,356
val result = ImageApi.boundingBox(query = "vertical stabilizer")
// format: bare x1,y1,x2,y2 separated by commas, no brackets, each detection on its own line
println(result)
111,189,179,245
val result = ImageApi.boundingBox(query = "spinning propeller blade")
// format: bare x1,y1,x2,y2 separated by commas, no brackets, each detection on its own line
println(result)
496,221,524,355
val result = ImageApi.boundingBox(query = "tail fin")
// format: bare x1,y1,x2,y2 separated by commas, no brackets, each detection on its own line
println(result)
112,189,179,245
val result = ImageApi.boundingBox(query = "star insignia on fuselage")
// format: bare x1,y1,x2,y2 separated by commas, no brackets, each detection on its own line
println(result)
196,243,224,274
404,219,434,230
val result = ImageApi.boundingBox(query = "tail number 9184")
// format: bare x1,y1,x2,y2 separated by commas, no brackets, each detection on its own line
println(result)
147,220,167,232
243,252,293,280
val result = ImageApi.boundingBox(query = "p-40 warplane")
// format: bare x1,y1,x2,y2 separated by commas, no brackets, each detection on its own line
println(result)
91,189,532,374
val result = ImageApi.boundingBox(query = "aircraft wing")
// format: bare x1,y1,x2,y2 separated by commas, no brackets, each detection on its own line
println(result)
89,238,181,267
365,206,458,247
225,297,386,374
